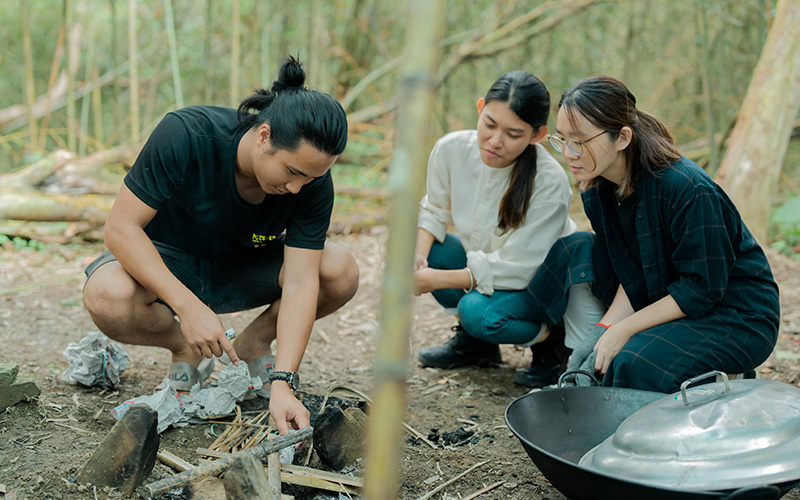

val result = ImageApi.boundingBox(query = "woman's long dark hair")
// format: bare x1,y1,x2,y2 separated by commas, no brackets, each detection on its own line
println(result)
558,76,680,195
485,71,550,231
237,56,347,156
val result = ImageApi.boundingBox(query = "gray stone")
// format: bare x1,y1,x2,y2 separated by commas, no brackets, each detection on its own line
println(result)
0,374,41,412
76,404,159,497
222,454,271,500
0,361,20,388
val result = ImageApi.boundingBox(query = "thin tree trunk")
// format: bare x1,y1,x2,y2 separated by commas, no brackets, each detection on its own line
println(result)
695,0,718,173
362,1,444,499
230,0,241,101
203,0,214,103
127,0,140,143
258,0,272,86
78,21,96,156
164,0,184,109
36,21,65,151
92,67,103,146
714,0,800,242
65,0,77,152
22,0,38,151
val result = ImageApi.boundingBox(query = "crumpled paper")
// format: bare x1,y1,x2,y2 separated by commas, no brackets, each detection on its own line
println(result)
112,360,265,434
60,331,130,389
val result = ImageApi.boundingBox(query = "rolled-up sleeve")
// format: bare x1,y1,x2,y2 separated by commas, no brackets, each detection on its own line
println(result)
665,183,735,318
417,140,451,243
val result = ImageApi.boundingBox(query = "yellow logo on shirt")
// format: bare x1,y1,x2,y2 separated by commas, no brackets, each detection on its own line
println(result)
252,234,278,248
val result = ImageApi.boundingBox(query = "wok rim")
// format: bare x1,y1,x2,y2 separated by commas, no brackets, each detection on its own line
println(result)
505,387,800,498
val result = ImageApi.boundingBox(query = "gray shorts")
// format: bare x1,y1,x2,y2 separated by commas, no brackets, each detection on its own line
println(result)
84,239,285,314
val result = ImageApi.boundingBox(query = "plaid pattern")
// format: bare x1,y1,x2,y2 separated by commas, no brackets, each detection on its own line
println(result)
528,158,780,393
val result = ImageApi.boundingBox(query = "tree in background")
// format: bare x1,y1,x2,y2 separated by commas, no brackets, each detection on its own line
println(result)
714,0,800,242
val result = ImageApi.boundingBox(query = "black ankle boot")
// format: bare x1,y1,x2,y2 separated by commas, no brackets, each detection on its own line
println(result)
513,325,570,388
417,324,502,369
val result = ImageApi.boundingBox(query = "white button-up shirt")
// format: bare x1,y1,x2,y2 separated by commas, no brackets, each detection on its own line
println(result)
418,130,577,295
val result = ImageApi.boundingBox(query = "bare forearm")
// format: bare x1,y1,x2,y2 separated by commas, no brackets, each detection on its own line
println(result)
615,294,685,338
599,284,635,326
274,281,318,372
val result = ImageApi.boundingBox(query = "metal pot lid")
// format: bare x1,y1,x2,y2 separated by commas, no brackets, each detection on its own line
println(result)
579,371,800,491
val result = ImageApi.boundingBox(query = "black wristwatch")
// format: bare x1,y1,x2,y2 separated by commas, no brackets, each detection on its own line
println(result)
268,371,299,391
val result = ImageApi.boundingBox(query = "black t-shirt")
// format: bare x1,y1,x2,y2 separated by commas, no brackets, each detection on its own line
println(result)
124,105,334,259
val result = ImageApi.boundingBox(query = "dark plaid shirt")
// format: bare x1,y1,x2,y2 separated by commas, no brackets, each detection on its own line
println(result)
581,157,779,323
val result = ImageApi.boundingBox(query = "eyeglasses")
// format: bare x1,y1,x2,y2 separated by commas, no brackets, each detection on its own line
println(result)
548,131,606,157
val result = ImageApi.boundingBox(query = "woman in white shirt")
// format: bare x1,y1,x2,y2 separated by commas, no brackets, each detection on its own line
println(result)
414,71,604,387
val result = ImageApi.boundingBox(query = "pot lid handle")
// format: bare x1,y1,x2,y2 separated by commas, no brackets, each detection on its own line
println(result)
680,370,731,406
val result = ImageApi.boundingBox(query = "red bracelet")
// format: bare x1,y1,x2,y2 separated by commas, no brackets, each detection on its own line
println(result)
595,322,612,329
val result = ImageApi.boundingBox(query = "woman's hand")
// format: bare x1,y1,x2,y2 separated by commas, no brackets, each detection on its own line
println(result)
413,267,439,295
413,254,428,271
593,325,633,375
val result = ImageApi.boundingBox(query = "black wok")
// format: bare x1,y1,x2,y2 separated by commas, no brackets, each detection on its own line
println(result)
505,384,800,500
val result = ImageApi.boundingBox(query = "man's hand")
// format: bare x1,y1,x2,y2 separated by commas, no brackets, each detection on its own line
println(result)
177,303,239,365
269,382,310,442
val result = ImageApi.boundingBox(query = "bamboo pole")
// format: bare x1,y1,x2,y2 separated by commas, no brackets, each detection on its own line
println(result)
91,67,103,146
230,0,241,101
65,0,77,152
78,22,96,157
362,1,444,499
695,0,718,174
127,0,139,143
22,0,38,151
164,0,184,109
258,0,272,87
203,0,214,103
36,22,65,152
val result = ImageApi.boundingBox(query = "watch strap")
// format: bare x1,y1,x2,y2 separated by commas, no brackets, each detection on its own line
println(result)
268,370,299,391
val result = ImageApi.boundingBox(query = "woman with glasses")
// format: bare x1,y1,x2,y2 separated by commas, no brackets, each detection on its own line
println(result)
543,75,779,392
413,71,606,388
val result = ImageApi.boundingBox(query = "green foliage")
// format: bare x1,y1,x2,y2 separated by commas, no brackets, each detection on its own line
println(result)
770,196,800,261
0,234,50,252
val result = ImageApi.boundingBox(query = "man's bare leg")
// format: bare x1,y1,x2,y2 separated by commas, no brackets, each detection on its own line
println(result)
82,261,202,367
232,240,359,361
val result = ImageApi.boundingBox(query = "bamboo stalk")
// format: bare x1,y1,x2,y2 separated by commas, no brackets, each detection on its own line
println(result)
22,0,38,151
229,0,240,101
163,0,184,109
363,1,444,499
157,450,194,472
78,22,96,157
695,0,719,174
91,67,103,146
127,0,139,143
36,22,65,151
65,0,77,152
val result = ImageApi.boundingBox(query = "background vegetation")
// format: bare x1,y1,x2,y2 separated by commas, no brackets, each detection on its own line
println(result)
1,0,799,252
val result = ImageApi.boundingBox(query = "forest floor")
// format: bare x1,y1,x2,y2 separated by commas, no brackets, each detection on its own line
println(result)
1,227,800,500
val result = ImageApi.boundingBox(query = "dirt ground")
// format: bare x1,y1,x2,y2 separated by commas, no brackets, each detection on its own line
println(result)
1,227,800,500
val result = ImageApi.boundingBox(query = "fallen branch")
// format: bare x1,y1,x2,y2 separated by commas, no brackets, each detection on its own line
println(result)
415,460,491,500
463,480,505,500
144,426,312,498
